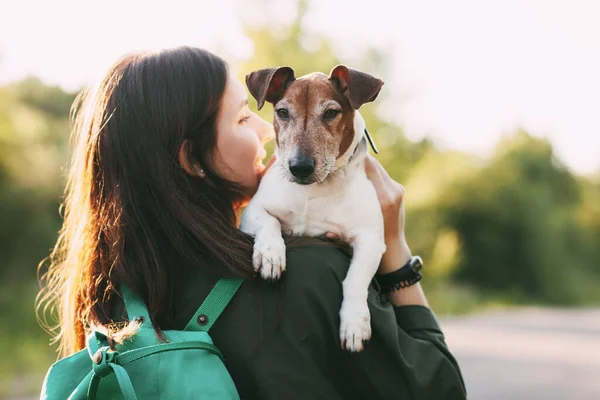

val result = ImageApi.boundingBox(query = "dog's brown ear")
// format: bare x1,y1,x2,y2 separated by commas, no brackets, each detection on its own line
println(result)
245,67,296,110
329,65,384,109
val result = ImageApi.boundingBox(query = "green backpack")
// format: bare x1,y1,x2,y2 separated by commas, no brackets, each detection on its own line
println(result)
41,278,243,399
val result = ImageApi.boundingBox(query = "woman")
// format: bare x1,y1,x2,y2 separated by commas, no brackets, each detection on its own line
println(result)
38,46,466,399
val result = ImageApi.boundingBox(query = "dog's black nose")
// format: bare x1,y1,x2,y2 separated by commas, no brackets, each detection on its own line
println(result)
289,156,315,179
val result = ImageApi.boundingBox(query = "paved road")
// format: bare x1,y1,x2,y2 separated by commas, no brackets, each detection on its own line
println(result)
440,307,600,400
9,308,599,400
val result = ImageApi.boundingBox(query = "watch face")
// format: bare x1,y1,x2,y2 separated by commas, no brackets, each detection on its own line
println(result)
412,256,423,273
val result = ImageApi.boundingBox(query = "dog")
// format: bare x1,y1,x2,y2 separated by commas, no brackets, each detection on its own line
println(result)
240,65,386,352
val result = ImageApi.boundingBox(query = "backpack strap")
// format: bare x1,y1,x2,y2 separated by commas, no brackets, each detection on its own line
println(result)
185,277,244,332
120,285,152,328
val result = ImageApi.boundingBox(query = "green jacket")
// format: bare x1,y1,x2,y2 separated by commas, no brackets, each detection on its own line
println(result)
116,244,466,399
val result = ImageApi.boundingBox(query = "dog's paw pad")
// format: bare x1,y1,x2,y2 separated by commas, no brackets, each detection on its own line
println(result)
339,302,371,352
253,234,286,280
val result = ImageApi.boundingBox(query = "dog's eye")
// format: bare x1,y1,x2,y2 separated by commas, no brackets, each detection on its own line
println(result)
276,108,289,120
323,109,340,120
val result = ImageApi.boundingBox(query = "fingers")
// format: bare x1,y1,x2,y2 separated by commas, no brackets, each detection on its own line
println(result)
365,156,386,193
365,156,405,202
368,156,401,189
365,157,397,210
325,231,349,246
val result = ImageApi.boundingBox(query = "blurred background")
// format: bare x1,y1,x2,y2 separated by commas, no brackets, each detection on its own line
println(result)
1,0,599,398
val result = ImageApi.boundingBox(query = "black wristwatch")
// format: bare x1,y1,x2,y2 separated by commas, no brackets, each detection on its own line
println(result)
375,256,423,294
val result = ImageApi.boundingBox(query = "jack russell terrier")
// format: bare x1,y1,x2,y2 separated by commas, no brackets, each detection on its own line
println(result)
240,65,386,352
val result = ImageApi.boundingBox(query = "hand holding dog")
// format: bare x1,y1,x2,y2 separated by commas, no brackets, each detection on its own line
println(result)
363,156,429,307
326,155,412,274
363,156,413,274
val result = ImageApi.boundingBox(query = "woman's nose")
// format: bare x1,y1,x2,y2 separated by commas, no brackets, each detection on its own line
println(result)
253,114,275,144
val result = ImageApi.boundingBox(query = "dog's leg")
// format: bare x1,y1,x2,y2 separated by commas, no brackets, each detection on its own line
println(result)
339,232,386,352
240,204,287,280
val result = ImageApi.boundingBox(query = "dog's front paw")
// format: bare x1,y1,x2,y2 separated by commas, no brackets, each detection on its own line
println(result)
253,232,286,280
339,300,371,352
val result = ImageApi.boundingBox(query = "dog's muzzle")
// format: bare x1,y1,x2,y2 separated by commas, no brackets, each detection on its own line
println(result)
289,155,315,180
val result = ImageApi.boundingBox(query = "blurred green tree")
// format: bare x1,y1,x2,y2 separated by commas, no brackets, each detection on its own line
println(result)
0,80,76,395
438,131,600,304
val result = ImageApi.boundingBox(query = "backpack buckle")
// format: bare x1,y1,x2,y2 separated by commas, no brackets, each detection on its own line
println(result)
92,347,118,378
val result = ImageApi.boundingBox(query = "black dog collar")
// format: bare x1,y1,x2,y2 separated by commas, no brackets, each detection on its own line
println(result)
364,128,378,154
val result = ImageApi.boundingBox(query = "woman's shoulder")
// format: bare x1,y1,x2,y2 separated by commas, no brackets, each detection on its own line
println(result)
284,240,351,283
237,242,351,338
239,240,351,308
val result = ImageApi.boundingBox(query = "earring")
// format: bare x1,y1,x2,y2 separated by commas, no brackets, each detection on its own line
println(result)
195,165,205,177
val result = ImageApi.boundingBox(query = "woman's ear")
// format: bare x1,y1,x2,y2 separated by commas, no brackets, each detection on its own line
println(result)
178,140,205,177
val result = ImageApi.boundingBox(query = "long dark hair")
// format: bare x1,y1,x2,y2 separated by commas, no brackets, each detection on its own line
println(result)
37,47,255,356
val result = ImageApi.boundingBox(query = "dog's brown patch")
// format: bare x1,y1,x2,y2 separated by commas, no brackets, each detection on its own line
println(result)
337,109,355,158
272,74,356,169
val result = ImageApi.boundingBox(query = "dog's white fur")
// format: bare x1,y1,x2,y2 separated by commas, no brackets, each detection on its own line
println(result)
240,111,386,352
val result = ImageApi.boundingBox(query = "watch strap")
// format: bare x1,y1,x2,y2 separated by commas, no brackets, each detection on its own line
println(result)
375,256,423,293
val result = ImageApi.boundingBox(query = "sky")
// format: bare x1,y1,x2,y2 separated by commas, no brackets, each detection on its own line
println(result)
1,0,598,175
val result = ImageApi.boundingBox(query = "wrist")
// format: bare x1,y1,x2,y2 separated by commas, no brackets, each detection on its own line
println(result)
377,238,429,307
386,282,429,307
379,237,412,274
